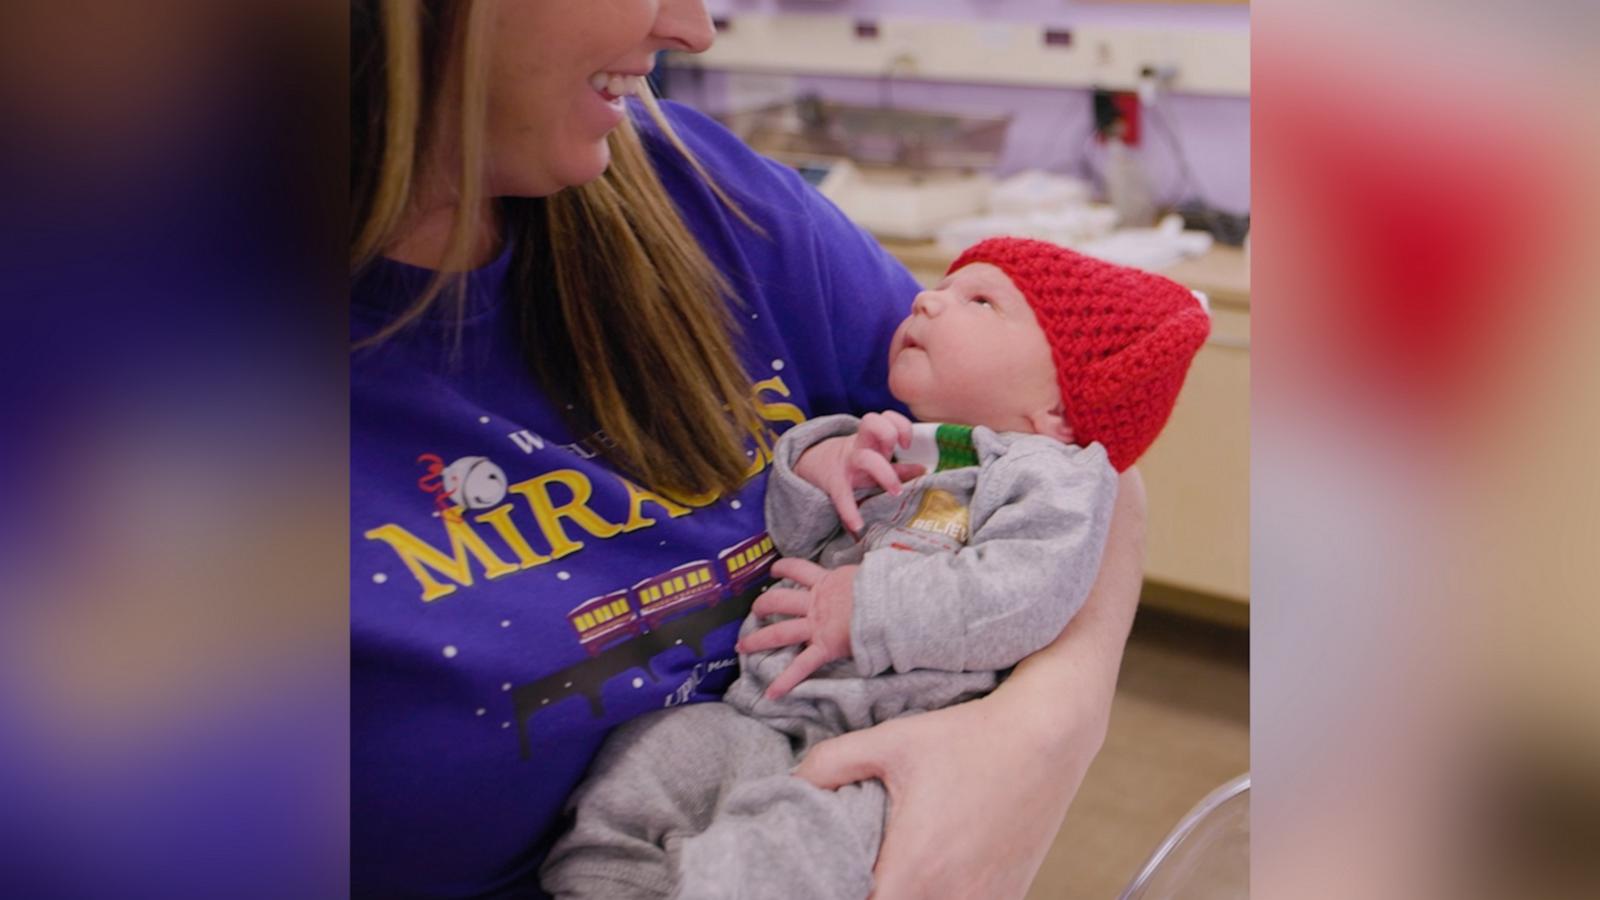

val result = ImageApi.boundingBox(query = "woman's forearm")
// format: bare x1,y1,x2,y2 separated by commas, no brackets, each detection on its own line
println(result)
993,467,1148,749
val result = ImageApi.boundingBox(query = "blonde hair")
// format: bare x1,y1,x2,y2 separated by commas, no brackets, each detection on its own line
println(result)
352,0,766,498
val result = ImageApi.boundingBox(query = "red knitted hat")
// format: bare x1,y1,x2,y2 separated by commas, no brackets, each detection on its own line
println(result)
947,237,1211,471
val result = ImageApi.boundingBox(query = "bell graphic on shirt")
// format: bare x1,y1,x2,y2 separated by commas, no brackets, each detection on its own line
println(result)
442,456,508,510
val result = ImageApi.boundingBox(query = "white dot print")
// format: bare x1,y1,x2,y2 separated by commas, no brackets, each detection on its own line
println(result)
771,359,784,371
372,573,387,584
730,500,743,510
557,571,571,581
478,416,490,424
442,645,458,658
632,677,644,689
501,722,510,729
501,682,511,692
501,620,511,628
475,708,486,717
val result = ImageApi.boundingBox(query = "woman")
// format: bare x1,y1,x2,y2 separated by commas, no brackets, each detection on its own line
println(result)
351,1,1148,897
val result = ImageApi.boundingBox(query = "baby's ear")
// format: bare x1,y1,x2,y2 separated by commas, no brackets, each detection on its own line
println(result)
1026,404,1075,443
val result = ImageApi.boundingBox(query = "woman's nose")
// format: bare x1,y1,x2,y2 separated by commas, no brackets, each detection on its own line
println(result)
652,0,716,54
912,292,945,317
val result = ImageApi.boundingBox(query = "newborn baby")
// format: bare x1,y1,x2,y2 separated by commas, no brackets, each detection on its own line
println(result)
542,237,1211,900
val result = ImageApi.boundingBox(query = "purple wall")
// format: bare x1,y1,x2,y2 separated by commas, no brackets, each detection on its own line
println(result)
709,0,1249,30
673,1,1251,213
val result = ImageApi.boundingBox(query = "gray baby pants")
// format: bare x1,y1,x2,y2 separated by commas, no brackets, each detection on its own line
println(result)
540,700,885,900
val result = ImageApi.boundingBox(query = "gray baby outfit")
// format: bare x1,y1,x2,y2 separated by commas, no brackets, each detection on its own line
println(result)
541,415,1117,900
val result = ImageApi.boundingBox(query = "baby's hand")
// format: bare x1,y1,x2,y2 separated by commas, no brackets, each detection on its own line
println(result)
736,558,860,700
793,411,925,535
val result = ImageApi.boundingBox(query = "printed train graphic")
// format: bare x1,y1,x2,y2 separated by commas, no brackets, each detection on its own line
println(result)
565,532,776,655
511,532,779,759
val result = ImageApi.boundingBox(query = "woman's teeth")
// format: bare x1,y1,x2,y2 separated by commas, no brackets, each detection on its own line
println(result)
588,73,642,98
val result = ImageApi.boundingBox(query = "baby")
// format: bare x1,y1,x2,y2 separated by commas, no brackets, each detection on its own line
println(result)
541,238,1211,900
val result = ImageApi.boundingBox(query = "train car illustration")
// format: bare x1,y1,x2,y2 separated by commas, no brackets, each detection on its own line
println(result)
634,559,720,630
563,533,778,656
719,532,776,597
567,588,640,656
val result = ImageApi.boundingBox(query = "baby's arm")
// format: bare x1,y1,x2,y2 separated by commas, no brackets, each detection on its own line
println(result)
850,439,1119,676
742,437,1118,695
765,412,925,556
764,414,863,560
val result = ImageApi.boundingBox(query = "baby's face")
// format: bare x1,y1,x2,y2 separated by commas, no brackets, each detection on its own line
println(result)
887,263,1063,434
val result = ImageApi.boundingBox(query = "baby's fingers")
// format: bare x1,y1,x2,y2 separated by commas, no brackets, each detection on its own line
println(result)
881,410,915,448
765,644,833,700
771,557,828,586
751,587,810,619
827,483,865,536
851,448,905,497
855,413,900,459
892,462,926,483
737,618,812,654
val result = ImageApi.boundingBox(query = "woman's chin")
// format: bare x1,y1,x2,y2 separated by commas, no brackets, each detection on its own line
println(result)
516,143,611,196
559,144,612,189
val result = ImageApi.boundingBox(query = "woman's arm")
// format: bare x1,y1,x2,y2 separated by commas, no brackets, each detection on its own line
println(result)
793,467,1147,899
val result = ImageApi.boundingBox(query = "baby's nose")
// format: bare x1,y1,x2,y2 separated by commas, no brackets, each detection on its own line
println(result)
912,291,945,317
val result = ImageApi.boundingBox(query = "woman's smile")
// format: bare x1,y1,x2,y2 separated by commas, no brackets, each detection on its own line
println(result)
587,71,647,105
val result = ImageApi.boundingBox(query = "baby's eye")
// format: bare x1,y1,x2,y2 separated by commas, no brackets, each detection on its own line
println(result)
971,296,996,309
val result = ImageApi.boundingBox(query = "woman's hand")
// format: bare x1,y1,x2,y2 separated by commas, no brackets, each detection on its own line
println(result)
793,682,1104,899
793,412,924,535
792,468,1149,900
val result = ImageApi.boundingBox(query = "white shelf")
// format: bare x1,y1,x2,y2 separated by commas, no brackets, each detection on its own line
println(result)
679,13,1249,97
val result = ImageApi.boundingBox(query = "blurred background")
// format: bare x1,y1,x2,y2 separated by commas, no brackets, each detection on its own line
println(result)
652,4,1252,896
3,0,1598,898
1254,2,1600,898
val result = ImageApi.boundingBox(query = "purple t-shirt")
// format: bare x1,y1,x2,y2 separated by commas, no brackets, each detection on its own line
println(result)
351,101,920,898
